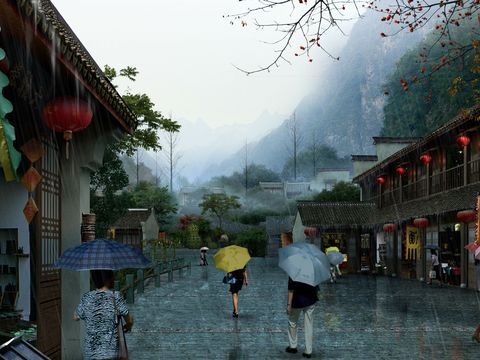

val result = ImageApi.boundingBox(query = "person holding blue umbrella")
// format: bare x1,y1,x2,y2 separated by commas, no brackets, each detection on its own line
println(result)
55,239,150,360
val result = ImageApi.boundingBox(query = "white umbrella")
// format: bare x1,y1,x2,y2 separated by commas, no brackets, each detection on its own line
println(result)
326,250,344,266
200,246,209,251
290,242,330,267
278,245,330,286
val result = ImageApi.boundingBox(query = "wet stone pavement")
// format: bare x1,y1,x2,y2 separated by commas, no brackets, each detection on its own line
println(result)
127,252,480,359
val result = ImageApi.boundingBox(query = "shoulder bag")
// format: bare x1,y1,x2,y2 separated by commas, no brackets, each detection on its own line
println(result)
113,292,129,360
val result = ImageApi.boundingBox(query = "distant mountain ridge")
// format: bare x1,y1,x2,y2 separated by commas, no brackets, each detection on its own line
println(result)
206,12,429,176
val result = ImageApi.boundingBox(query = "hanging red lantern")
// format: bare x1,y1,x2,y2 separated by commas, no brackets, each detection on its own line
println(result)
413,217,429,228
42,97,93,159
395,166,406,176
303,227,318,237
457,210,476,223
383,223,396,232
376,176,385,184
456,135,471,147
419,154,432,165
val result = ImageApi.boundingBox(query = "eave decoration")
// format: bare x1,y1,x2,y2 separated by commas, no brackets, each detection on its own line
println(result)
0,44,21,182
20,139,44,224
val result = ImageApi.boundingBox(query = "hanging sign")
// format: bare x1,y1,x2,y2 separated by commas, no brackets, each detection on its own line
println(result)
405,226,420,260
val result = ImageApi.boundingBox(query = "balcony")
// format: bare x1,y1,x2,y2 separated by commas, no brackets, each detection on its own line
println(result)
367,160,480,208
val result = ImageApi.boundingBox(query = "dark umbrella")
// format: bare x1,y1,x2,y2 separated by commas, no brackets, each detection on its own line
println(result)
425,244,440,250
54,239,150,270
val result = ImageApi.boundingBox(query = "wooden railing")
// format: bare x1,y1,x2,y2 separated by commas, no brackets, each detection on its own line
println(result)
365,162,478,207
114,257,191,304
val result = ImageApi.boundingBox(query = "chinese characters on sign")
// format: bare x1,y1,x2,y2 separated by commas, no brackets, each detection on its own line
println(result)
405,226,420,260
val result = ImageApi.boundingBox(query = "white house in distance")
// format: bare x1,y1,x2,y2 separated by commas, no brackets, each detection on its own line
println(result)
310,168,351,192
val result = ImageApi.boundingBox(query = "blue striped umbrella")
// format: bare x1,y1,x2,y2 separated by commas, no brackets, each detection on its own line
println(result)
54,239,150,270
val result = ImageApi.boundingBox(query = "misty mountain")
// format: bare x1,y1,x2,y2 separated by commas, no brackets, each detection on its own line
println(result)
208,11,429,176
121,111,286,187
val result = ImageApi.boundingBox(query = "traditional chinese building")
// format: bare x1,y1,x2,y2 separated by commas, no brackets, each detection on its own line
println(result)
0,0,135,358
354,106,480,287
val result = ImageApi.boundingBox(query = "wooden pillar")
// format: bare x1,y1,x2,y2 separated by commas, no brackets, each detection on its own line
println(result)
399,175,403,204
392,228,398,277
464,145,468,186
426,163,431,196
155,265,161,287
461,222,468,288
420,227,427,282
136,269,144,294
126,274,134,304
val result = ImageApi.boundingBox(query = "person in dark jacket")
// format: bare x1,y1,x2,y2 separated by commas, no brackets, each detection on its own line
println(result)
285,277,318,359
229,266,248,318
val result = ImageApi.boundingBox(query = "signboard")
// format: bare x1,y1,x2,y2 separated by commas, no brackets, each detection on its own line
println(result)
405,226,420,260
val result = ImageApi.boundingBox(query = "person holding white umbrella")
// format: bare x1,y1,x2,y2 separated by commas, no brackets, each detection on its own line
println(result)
279,244,329,358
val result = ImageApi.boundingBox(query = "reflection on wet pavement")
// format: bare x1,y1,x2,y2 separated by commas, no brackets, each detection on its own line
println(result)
128,252,480,359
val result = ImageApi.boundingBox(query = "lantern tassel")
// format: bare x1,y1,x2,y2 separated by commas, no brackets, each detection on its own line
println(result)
64,130,72,160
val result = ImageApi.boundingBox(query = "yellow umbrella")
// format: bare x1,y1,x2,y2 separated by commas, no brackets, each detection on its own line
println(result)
326,246,340,253
213,245,251,273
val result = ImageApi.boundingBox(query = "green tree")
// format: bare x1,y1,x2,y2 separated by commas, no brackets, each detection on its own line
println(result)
381,20,478,137
130,182,177,228
91,191,134,238
104,65,180,155
282,145,349,181
234,228,267,257
312,181,360,202
199,193,241,230
90,146,129,196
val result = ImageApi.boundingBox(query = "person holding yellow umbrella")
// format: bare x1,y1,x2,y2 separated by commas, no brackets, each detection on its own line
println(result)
214,245,251,318
326,246,343,281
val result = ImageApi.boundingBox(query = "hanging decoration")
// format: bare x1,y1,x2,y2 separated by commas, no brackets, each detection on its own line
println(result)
456,135,471,147
457,210,476,223
20,139,44,224
0,46,21,182
419,154,432,165
42,96,93,159
405,226,420,260
395,166,406,176
376,176,385,184
383,223,396,232
413,217,429,228
303,227,318,237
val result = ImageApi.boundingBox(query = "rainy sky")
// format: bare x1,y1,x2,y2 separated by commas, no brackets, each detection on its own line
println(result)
51,0,357,128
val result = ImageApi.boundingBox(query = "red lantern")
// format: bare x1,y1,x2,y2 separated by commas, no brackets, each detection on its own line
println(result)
42,97,93,159
456,135,471,147
383,223,396,232
457,210,476,223
395,166,406,176
376,176,385,184
419,154,432,165
413,217,429,228
303,227,317,237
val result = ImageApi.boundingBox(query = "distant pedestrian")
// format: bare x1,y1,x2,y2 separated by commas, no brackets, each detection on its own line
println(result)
427,249,441,285
74,270,134,360
200,249,208,266
285,277,318,358
229,266,248,318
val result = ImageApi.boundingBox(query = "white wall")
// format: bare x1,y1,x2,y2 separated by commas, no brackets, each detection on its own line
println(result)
0,174,30,320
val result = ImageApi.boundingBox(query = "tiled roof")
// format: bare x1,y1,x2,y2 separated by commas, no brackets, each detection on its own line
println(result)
354,105,480,182
372,137,421,144
112,209,151,229
14,0,136,130
297,201,376,228
372,183,480,223
265,216,295,236
351,155,378,161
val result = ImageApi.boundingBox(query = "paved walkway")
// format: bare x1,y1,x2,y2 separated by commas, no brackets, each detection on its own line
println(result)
127,252,480,359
